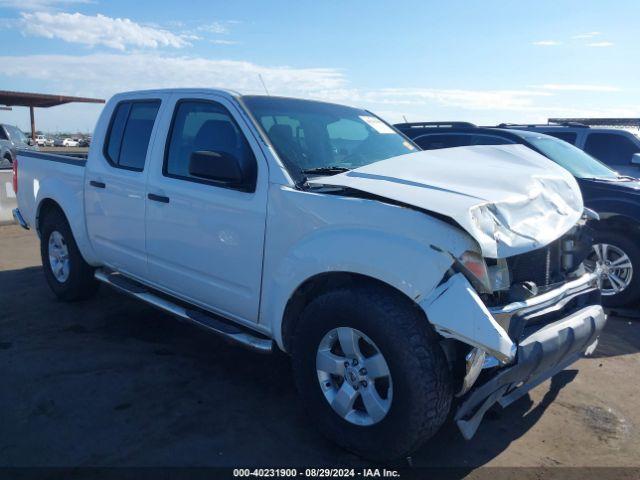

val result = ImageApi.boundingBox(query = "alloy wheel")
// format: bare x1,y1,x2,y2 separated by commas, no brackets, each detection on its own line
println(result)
316,327,393,426
48,230,70,283
588,243,633,296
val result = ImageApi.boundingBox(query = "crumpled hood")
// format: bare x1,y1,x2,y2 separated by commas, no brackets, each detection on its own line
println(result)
308,144,584,258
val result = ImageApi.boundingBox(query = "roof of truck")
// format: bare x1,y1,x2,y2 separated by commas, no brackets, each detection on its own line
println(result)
112,87,243,98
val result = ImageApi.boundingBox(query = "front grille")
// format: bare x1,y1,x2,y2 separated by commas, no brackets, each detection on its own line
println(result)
507,239,563,288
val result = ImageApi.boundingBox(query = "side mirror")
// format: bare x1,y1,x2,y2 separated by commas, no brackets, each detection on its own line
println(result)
631,153,640,166
27,138,35,146
189,150,244,184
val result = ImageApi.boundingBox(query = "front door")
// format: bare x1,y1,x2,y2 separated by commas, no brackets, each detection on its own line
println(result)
144,94,268,323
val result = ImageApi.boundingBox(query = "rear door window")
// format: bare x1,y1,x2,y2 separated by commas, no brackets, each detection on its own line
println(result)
545,131,577,144
584,133,640,166
104,100,160,171
470,134,514,146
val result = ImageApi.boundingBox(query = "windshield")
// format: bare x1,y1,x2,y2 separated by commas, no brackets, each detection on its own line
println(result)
525,133,619,179
5,125,29,145
241,96,416,180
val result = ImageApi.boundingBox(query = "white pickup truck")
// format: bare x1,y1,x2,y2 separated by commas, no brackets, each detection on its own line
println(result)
13,89,605,460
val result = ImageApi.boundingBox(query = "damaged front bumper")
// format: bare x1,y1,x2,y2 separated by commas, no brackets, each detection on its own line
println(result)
422,271,605,439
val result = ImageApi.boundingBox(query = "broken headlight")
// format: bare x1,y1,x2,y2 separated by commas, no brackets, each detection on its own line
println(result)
457,251,511,294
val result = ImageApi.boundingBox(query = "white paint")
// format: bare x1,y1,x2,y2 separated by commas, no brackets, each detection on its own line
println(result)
309,144,583,258
5,181,15,198
421,273,515,362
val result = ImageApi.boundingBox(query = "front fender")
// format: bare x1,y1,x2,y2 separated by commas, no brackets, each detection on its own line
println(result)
260,185,478,350
421,273,515,362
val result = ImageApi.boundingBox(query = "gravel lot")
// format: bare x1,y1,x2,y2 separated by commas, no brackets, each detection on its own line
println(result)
1,224,639,471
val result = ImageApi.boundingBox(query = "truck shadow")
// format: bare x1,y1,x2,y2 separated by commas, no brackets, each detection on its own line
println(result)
590,310,640,358
0,265,637,469
410,370,577,469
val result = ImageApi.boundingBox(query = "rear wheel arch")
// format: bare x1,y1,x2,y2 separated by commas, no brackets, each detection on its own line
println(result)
37,198,66,236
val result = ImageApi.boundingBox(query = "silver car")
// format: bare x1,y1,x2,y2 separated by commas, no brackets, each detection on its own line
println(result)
0,123,36,169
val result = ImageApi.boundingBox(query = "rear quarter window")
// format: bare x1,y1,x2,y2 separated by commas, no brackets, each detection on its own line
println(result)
545,131,578,144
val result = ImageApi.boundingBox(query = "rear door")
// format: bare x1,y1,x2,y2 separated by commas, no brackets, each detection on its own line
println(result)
144,93,268,323
85,95,163,278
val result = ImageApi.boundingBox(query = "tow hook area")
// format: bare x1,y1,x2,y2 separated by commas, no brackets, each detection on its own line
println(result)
420,273,516,364
456,348,500,397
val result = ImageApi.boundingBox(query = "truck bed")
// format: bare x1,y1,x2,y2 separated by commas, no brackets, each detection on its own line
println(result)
15,148,87,237
18,149,88,166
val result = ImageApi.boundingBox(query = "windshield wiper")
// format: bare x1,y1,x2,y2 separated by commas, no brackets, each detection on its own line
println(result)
301,166,351,175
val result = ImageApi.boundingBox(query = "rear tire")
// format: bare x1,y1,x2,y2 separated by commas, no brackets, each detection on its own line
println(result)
291,285,452,461
40,208,99,301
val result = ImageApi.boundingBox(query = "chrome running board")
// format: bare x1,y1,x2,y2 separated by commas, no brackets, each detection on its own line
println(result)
94,269,273,353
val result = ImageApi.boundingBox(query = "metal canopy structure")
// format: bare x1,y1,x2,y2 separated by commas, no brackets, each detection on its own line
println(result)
549,117,640,128
0,90,105,140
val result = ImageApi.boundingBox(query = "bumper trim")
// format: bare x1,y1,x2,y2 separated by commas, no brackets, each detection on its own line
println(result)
12,208,29,230
454,303,605,440
490,272,599,325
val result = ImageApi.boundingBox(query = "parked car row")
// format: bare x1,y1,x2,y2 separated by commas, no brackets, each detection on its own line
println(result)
12,89,610,460
395,122,640,308
49,136,92,148
0,124,93,168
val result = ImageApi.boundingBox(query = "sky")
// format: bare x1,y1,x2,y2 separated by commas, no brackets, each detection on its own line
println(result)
0,0,639,133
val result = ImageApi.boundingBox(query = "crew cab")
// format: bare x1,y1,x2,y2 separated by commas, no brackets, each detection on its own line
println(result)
13,89,605,460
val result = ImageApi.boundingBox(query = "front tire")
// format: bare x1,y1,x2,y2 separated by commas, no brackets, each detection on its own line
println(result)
588,229,640,307
291,285,452,461
40,209,99,301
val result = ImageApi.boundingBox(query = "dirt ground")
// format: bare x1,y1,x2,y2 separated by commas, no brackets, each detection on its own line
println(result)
1,224,639,472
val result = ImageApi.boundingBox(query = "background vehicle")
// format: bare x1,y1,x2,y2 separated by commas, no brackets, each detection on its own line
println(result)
0,123,35,168
62,137,79,147
13,90,604,460
498,123,640,178
35,135,48,147
396,122,640,307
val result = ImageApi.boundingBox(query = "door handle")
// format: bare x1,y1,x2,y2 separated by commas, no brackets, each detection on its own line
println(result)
148,193,170,204
89,180,106,189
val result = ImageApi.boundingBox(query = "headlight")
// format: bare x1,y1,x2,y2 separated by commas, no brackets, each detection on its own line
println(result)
458,251,491,292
